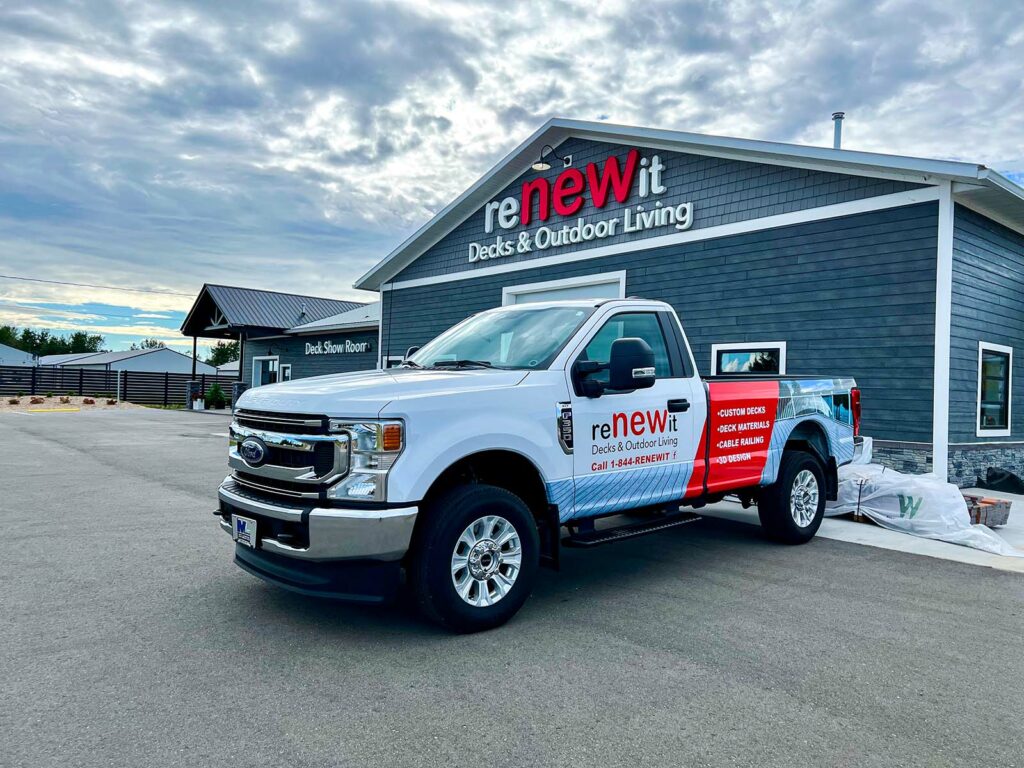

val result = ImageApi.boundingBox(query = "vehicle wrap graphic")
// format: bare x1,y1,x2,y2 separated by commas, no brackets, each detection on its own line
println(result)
688,380,781,496
546,377,856,521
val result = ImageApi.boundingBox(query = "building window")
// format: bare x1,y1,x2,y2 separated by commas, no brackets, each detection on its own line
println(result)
711,342,786,375
977,342,1012,437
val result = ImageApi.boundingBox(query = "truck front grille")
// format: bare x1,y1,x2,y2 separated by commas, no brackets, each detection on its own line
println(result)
235,408,328,435
233,471,323,501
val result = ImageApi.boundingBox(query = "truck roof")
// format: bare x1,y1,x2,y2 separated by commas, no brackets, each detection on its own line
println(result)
496,297,667,311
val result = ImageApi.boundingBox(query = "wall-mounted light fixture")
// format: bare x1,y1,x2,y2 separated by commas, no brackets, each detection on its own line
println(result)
531,145,571,172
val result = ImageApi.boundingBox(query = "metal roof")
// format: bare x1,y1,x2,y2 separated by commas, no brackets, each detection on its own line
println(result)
38,352,103,366
71,348,160,365
0,342,36,364
181,283,367,338
354,117,1024,291
286,302,380,334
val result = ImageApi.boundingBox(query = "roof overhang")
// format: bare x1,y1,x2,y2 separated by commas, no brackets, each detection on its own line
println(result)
355,117,1024,291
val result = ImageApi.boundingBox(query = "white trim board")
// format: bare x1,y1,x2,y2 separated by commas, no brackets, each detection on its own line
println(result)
501,271,626,305
711,341,787,375
976,340,1013,438
931,181,954,480
383,187,942,292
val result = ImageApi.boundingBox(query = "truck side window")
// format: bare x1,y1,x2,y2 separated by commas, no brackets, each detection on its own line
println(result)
580,313,673,384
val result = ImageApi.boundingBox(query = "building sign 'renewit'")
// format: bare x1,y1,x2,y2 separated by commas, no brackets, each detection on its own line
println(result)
305,339,372,356
469,148,695,263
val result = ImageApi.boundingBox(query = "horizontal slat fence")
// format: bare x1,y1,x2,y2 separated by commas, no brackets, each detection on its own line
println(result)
0,366,238,407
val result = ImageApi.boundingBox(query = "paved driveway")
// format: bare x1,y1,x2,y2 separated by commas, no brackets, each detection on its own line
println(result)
3,408,1022,768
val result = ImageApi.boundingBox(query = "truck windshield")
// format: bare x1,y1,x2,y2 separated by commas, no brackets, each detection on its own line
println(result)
408,306,594,370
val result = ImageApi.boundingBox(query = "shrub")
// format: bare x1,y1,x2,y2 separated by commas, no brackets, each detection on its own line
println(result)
16,390,25,397
30,396,45,404
83,397,95,405
205,383,227,410
66,391,75,397
8,398,19,405
106,399,117,406
59,396,71,404
45,391,54,397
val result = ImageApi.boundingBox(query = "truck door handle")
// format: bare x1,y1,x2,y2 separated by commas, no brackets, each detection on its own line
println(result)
667,399,690,413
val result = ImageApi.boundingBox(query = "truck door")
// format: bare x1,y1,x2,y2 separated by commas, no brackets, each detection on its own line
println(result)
566,310,705,520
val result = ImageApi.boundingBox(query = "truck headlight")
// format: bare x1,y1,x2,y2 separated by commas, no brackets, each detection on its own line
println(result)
326,420,403,502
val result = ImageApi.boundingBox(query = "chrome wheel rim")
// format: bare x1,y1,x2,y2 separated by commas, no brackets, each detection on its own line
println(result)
451,515,522,607
790,469,820,527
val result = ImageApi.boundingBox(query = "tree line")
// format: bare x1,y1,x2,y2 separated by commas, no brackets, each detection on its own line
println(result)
0,326,104,357
1,324,239,365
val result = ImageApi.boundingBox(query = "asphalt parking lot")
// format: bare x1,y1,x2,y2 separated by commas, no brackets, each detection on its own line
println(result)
3,408,1023,768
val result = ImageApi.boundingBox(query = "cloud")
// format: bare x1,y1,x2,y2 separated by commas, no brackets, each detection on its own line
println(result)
1,0,1023,349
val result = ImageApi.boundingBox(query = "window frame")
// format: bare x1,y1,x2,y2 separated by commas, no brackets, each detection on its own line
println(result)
573,310,680,394
976,341,1012,437
710,341,787,376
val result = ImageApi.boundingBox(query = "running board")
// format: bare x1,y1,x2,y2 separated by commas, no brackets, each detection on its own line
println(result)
562,512,702,548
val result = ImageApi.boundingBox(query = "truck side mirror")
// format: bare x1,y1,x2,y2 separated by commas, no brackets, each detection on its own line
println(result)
608,338,656,391
405,346,420,360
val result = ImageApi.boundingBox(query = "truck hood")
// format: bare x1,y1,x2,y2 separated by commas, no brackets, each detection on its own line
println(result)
236,368,529,418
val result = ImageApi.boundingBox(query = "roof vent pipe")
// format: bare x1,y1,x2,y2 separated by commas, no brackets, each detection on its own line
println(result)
832,111,845,149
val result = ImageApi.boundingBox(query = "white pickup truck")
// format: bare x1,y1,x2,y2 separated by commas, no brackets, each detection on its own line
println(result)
219,298,860,632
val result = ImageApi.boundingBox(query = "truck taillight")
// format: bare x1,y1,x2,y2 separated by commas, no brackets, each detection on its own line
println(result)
851,387,861,436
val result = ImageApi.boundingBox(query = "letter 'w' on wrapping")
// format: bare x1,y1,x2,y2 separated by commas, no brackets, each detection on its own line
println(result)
898,495,922,519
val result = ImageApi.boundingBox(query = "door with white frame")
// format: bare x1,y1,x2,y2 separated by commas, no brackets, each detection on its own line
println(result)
502,271,626,305
252,356,280,387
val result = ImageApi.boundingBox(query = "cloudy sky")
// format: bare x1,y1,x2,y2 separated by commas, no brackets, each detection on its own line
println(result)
1,0,1022,353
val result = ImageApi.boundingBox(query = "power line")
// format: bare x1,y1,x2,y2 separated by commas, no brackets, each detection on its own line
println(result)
0,274,193,297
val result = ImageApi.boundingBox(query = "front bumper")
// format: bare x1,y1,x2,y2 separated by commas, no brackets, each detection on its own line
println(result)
233,544,402,603
217,481,418,562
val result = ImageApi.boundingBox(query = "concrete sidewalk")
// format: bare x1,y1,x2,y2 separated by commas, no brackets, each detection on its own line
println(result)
702,491,1024,574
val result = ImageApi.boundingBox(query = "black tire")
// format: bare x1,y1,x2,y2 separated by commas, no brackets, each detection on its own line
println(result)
410,484,540,633
757,450,826,544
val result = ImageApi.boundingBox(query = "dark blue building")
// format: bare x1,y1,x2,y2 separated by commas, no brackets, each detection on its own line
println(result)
356,118,1024,486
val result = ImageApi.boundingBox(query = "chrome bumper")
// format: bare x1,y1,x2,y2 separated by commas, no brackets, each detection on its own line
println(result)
217,482,417,562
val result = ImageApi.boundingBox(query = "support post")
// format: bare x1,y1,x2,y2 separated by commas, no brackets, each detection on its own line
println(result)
191,336,197,379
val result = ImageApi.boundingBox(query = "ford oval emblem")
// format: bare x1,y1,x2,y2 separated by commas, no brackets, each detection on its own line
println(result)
239,437,267,467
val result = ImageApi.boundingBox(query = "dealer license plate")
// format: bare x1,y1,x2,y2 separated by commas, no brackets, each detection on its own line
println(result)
232,514,257,548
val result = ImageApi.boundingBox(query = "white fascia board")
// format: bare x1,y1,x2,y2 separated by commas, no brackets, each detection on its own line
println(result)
355,119,571,291
287,322,379,335
384,186,942,292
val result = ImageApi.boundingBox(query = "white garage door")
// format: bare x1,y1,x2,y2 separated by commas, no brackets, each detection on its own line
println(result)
502,271,626,305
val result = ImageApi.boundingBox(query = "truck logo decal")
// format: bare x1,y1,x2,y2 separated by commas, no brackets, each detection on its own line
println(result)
557,402,574,454
239,437,268,467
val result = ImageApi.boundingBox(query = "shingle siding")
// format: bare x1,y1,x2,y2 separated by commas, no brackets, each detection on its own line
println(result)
394,137,925,283
242,331,377,383
949,205,1024,444
383,202,938,442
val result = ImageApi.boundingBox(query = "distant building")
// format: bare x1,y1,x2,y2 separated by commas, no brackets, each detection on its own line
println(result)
180,284,377,387
216,359,240,375
0,342,35,366
41,347,217,374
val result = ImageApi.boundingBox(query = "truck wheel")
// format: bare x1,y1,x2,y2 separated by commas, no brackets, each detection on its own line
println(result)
411,484,540,633
758,450,825,544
